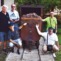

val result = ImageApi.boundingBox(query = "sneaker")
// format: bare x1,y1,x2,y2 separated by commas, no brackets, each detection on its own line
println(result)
11,47,14,52
53,53,56,58
17,49,20,54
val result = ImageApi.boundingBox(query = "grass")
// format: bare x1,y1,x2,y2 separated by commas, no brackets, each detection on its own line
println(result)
56,49,61,61
58,34,61,45
0,53,7,61
55,27,61,61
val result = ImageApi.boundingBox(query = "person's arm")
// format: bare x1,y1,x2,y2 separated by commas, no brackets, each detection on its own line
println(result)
19,23,27,29
39,16,46,22
9,25,14,32
36,24,44,36
55,19,57,33
55,24,57,33
10,39,18,45
55,34,59,48
10,39,20,47
13,18,19,23
55,18,57,33
55,41,59,48
9,18,19,22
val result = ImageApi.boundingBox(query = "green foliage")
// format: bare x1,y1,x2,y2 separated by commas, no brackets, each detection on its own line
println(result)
15,0,61,12
15,0,61,6
56,49,61,61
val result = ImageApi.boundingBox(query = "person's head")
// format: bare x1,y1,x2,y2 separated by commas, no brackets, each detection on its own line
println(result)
48,27,54,35
50,12,54,17
11,4,16,11
2,5,8,13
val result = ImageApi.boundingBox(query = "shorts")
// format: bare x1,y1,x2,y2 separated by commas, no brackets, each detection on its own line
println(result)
9,38,22,47
0,32,8,42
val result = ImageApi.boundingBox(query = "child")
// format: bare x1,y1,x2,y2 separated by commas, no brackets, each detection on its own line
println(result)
8,22,27,54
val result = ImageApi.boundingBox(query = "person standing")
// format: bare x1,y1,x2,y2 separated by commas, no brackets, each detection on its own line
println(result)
0,5,10,52
8,4,19,23
40,12,57,33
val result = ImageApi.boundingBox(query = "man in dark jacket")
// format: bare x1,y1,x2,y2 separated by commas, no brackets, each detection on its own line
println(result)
0,5,10,52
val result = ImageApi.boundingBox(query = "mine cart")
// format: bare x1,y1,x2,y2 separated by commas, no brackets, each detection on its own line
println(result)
20,5,44,50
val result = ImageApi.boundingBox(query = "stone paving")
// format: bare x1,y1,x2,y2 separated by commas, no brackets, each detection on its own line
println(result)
41,54,54,61
5,37,55,61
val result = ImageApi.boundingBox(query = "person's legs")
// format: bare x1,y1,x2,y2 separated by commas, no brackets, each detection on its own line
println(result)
0,32,4,49
0,42,2,51
52,45,59,57
9,42,14,47
3,41,7,53
9,42,14,52
43,44,47,52
0,42,2,47
17,38,23,54
3,32,8,52
53,45,59,52
18,38,22,48
3,41,7,49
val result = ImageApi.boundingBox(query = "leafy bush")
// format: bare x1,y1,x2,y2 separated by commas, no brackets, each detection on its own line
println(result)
15,0,61,12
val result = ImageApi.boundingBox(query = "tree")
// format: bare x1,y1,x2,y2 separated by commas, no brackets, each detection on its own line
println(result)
15,0,61,12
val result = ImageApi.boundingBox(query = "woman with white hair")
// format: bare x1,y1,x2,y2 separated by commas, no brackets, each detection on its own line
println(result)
0,5,10,52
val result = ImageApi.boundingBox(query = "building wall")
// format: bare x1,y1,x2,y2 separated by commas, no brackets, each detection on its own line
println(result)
0,0,14,11
4,0,14,10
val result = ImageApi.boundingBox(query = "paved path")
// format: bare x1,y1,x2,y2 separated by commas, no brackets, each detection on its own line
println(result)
6,37,55,61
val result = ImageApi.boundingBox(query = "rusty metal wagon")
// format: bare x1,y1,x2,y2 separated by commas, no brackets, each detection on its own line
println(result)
19,5,44,50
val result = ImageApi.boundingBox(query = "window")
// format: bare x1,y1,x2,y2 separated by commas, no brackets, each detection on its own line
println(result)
0,0,4,6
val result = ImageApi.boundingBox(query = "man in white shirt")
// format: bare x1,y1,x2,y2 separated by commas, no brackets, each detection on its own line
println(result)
36,24,59,57
8,4,19,23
